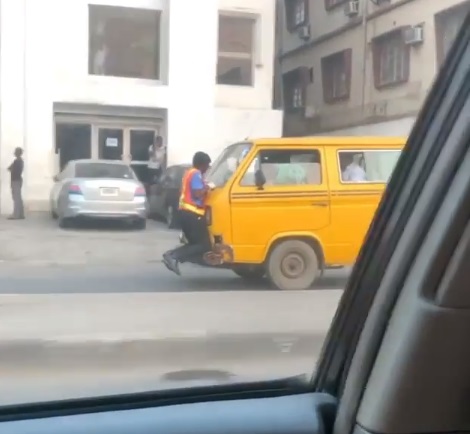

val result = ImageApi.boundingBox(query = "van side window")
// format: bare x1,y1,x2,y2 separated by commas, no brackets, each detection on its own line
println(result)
240,149,322,186
338,150,401,183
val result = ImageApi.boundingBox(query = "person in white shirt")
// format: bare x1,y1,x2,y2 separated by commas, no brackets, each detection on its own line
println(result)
148,135,166,185
342,154,367,182
93,44,108,75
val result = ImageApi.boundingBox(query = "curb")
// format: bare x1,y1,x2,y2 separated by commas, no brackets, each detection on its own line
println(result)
0,331,326,369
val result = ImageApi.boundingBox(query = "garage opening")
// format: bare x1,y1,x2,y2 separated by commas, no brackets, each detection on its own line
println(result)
55,123,92,170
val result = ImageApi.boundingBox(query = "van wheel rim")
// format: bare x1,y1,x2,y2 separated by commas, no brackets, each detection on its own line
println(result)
281,253,305,278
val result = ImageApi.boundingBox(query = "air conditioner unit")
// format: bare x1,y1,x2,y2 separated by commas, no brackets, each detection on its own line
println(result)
344,1,359,17
368,101,388,117
304,105,319,118
403,25,424,45
298,25,310,41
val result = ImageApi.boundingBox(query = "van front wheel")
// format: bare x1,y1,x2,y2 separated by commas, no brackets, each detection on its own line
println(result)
267,240,319,290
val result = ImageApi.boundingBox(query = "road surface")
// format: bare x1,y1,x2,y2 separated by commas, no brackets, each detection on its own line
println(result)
0,216,349,406
0,263,349,293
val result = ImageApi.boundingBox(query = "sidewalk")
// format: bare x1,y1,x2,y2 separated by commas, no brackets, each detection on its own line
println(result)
0,212,177,265
0,291,342,368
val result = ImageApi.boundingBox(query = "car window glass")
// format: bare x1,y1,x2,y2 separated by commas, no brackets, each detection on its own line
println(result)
75,163,134,179
240,149,322,186
338,150,401,183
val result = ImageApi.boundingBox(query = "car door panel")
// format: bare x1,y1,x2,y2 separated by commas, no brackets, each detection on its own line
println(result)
229,147,330,262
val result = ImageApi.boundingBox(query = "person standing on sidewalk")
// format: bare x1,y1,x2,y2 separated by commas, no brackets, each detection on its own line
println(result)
7,147,25,220
147,135,166,183
162,151,212,275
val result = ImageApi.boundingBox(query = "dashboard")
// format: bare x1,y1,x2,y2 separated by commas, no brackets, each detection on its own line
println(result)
0,392,335,434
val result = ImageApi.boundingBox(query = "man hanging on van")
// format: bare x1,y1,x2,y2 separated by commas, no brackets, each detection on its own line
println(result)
162,151,212,275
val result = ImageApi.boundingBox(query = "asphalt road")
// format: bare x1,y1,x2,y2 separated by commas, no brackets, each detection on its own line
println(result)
0,259,348,405
0,263,350,293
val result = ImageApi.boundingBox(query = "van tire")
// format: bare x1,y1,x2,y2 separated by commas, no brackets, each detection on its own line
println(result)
232,265,265,281
267,240,319,290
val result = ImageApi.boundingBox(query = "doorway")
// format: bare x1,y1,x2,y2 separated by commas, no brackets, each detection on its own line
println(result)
54,120,163,184
55,123,92,170
98,128,124,160
94,125,161,183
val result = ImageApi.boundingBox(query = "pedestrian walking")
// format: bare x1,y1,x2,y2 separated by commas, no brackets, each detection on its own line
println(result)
162,151,213,275
7,147,25,220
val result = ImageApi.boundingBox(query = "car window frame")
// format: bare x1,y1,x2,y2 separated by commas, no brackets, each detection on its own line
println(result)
313,12,470,434
336,148,402,184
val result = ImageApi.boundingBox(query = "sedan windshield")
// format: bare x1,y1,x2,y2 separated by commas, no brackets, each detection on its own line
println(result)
75,163,135,179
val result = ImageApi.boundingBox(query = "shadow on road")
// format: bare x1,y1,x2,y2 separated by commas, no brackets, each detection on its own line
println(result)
160,263,350,292
59,218,165,233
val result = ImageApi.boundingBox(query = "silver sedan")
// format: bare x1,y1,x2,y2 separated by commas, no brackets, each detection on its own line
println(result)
50,159,148,229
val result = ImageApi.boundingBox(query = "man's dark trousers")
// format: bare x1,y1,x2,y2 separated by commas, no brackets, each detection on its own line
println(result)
171,210,211,262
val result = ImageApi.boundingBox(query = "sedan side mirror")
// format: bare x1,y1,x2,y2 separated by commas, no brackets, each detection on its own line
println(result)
254,169,266,189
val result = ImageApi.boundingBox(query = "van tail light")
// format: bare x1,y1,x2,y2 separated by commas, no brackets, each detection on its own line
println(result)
205,206,212,225
135,186,146,197
68,184,82,195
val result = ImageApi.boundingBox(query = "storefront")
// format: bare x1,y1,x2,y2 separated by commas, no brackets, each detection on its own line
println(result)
53,103,167,183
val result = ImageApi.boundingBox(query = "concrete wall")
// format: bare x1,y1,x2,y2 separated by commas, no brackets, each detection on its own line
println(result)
278,0,468,136
0,0,281,214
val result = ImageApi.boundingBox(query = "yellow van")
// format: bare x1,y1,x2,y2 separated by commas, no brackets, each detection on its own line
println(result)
184,137,405,290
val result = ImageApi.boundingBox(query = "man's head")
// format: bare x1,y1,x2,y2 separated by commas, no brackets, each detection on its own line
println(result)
193,151,211,174
352,153,362,165
154,135,163,148
14,147,23,158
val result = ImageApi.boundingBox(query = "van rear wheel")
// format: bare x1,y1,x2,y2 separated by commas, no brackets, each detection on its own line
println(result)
232,265,265,281
267,240,319,290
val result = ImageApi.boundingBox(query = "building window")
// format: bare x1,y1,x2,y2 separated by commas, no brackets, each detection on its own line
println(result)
217,15,255,86
240,149,322,186
435,1,470,66
321,49,352,103
372,29,410,89
324,0,347,11
282,67,310,112
338,150,402,183
285,0,308,31
88,5,161,80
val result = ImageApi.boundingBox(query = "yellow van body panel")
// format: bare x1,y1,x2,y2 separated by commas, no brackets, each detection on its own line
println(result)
205,136,406,267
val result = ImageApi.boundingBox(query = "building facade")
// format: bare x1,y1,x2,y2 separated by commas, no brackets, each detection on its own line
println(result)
0,0,282,214
277,0,470,137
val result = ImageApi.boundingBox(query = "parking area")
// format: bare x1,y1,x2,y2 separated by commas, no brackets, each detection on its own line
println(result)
0,213,177,266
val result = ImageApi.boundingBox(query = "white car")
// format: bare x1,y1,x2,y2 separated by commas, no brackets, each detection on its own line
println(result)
50,159,148,229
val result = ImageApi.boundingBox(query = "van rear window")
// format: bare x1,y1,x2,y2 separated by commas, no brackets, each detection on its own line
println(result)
338,150,401,183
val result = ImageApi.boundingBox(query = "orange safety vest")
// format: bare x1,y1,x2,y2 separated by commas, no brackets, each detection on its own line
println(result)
179,168,206,216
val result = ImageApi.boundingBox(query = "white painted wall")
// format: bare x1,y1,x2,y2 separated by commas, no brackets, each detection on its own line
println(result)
0,0,281,213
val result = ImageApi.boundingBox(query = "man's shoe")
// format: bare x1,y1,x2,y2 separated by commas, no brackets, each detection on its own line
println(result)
163,253,181,276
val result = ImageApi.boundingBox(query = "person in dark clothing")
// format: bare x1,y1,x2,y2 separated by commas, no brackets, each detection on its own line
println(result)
7,147,25,220
162,152,212,275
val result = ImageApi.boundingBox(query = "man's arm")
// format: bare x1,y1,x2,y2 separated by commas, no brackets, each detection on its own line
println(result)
190,172,209,199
